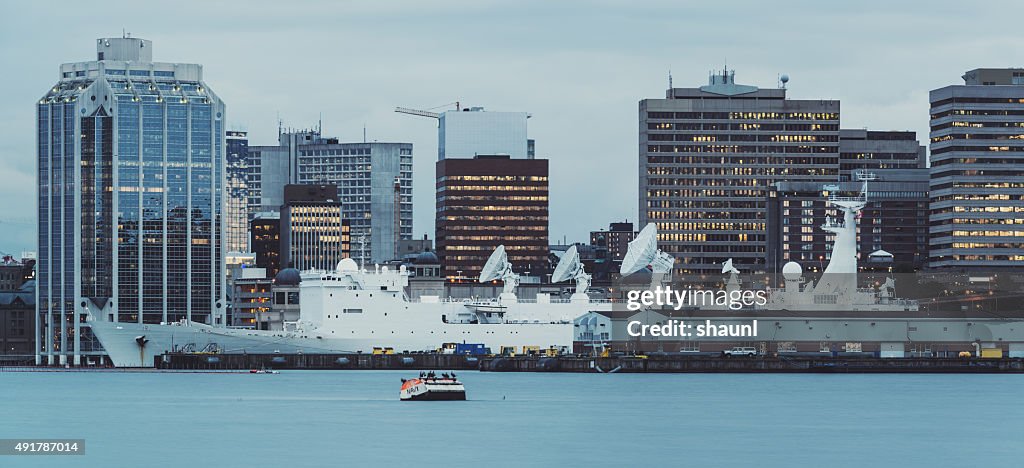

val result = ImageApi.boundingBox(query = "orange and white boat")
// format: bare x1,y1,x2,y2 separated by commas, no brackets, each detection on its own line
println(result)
400,372,466,401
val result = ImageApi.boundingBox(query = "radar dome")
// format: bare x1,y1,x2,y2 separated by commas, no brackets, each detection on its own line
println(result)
274,268,302,286
782,261,802,279
414,251,439,265
336,258,359,273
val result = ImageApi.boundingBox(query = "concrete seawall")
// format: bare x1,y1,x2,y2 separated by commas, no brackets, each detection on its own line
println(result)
156,352,1024,373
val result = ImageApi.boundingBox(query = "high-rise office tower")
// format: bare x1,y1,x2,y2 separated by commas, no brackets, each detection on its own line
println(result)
438,107,530,159
639,69,840,277
436,155,549,279
37,37,226,365
279,184,351,271
226,130,249,253
248,130,412,265
250,212,282,277
929,68,1024,269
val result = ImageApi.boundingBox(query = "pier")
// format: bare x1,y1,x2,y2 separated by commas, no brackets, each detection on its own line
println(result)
154,352,1024,373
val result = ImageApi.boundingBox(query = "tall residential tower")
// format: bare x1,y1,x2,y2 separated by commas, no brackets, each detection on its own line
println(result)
37,37,226,365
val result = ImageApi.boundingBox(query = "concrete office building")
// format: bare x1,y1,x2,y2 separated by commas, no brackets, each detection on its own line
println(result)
279,184,350,272
640,69,840,277
228,267,272,329
248,130,411,265
37,37,226,365
929,68,1024,270
590,222,638,263
839,129,925,180
226,130,249,253
439,107,531,160
588,222,638,283
0,281,34,362
436,155,549,279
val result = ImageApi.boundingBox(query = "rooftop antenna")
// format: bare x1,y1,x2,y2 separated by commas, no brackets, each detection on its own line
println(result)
358,232,368,270
363,124,367,143
668,68,673,90
318,112,322,135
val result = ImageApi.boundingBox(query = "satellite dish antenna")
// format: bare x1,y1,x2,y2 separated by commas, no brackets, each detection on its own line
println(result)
478,245,520,298
552,245,592,301
479,245,508,282
722,259,739,275
620,223,674,286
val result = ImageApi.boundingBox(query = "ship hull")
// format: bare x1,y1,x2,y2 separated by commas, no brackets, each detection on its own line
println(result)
87,318,574,367
401,391,466,401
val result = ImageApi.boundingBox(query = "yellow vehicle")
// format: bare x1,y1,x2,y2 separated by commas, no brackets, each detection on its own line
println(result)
600,348,611,358
522,346,541,356
981,348,1003,359
542,347,560,357
499,346,517,357
372,347,395,355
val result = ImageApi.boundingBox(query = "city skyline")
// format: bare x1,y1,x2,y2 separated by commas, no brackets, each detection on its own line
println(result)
4,1,1024,253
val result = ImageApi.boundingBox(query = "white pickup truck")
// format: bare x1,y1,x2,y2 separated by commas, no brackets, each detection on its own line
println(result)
722,346,757,357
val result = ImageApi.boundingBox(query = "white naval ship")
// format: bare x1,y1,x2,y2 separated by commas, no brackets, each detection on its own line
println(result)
88,245,610,367
618,172,918,313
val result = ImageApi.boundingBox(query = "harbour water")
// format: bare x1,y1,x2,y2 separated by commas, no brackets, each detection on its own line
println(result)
2,371,1022,467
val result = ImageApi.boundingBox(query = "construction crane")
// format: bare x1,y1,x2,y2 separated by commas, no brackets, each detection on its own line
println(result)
394,107,440,119
394,101,460,120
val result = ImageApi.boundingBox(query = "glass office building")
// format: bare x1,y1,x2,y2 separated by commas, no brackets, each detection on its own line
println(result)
438,107,530,160
226,131,249,253
37,38,226,365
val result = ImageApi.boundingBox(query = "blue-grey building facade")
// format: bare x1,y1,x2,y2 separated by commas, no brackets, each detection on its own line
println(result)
249,130,412,265
37,37,226,365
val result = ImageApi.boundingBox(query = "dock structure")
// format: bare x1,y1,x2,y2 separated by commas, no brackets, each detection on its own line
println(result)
155,352,1024,373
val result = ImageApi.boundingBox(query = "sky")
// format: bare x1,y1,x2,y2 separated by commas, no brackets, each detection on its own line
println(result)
1,0,1023,255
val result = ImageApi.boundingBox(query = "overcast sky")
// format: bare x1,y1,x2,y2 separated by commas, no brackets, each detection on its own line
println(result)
2,1,1022,255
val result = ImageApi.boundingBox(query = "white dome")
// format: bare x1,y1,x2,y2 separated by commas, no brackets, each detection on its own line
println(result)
336,258,359,273
782,261,802,278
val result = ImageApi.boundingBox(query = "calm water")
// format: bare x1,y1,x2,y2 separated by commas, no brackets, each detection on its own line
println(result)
1,371,1022,467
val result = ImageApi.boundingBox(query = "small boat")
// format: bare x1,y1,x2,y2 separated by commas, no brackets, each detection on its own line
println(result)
400,372,466,401
249,368,280,374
